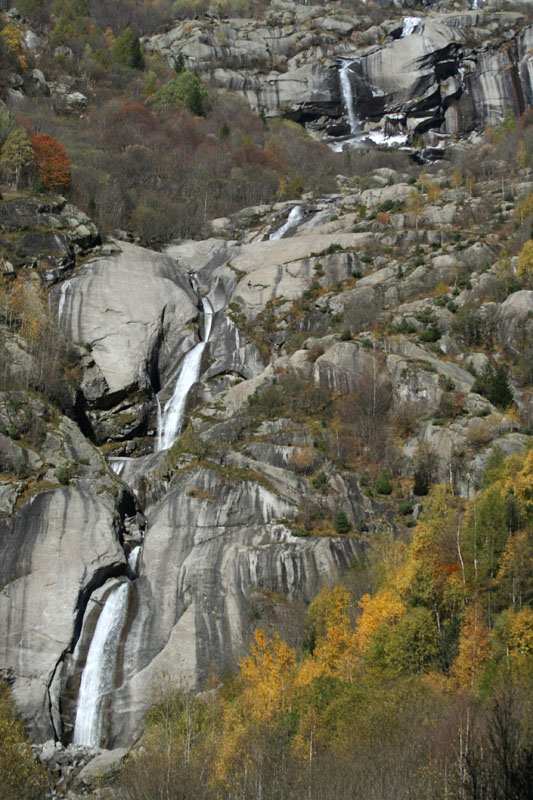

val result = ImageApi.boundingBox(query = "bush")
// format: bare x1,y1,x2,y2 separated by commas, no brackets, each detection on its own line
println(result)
340,328,352,341
376,470,392,495
311,471,329,494
471,363,514,409
398,499,413,516
55,467,69,485
333,510,351,534
153,72,209,115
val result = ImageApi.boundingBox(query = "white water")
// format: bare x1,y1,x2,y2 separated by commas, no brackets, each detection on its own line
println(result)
73,582,129,747
269,206,304,240
109,458,129,477
339,59,361,138
157,297,213,451
57,281,70,325
128,546,141,574
401,17,421,37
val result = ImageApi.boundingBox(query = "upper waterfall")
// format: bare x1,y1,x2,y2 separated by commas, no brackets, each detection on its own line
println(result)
156,296,213,451
339,59,361,139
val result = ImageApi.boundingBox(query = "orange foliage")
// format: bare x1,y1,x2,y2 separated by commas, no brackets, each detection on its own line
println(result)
30,134,71,193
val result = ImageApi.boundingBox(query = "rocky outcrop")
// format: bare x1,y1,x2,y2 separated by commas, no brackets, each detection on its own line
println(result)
148,6,533,143
0,488,127,741
105,462,363,744
51,241,198,404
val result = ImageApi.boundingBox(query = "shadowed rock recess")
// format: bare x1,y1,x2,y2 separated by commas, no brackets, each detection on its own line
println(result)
1,0,533,771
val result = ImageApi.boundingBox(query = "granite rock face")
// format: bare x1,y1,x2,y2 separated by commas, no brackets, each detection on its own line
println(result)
51,242,198,403
0,488,127,741
148,7,533,141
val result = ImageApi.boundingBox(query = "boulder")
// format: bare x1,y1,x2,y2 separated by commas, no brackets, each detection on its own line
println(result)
52,242,198,401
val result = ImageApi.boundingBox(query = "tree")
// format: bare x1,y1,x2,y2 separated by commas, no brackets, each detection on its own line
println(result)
333,511,351,534
376,470,392,495
472,363,514,409
0,24,27,69
111,26,144,69
452,604,490,690
30,134,71,193
153,72,209,116
517,239,533,280
0,128,35,189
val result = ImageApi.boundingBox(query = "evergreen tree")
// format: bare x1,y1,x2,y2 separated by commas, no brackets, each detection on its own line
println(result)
111,27,144,70
376,470,392,495
333,511,351,534
473,363,514,409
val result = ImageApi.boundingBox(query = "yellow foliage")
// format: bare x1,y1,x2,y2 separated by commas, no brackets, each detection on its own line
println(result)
506,449,533,514
0,24,27,69
507,607,533,661
451,605,490,690
356,588,406,652
308,585,359,682
514,192,533,223
517,239,533,279
239,628,295,721
427,182,442,203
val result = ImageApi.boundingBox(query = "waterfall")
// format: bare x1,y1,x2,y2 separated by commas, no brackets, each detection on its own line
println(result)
339,59,361,138
401,17,421,37
73,582,130,747
156,297,213,451
269,206,304,240
109,458,128,477
57,281,71,325
128,546,141,574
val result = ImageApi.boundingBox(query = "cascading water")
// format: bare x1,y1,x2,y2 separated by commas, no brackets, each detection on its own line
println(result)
339,59,361,139
73,581,130,747
269,206,304,240
401,17,421,37
156,296,213,451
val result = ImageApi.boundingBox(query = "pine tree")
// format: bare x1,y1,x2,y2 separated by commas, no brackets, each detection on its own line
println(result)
333,510,350,534
111,27,144,70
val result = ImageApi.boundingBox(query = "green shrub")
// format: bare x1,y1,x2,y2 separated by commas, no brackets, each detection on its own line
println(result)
376,470,392,495
340,328,352,341
333,510,351,534
55,467,69,485
472,363,514,409
419,327,441,343
311,471,329,494
153,72,209,116
398,499,413,516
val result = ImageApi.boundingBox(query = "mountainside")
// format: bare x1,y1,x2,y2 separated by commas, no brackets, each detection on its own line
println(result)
0,0,532,797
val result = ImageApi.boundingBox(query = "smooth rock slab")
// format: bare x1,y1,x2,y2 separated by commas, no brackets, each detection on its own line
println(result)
52,242,197,398
0,488,126,740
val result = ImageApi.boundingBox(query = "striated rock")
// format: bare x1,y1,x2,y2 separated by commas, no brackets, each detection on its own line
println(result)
108,462,362,744
0,488,127,740
52,242,198,403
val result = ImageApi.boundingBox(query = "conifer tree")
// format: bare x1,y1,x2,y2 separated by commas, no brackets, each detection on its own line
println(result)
111,27,144,70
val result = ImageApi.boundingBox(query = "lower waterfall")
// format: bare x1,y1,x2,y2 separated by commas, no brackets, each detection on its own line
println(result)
73,581,130,747
156,296,213,451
